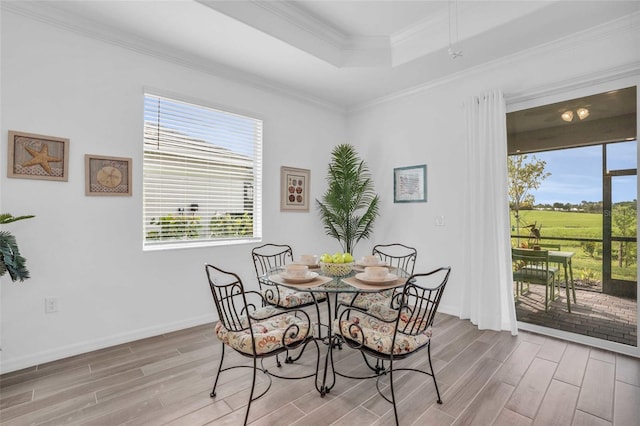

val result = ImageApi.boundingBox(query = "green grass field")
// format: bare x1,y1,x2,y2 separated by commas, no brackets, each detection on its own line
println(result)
511,210,636,282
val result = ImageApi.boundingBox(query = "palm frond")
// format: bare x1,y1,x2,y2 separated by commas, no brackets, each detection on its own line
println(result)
0,213,33,282
0,214,35,225
316,144,380,253
0,231,30,282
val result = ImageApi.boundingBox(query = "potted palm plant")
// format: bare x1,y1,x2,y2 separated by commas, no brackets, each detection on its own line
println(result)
316,144,380,254
0,213,34,282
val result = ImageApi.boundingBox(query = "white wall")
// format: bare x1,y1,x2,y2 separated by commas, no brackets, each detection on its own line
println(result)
0,11,343,373
346,15,640,347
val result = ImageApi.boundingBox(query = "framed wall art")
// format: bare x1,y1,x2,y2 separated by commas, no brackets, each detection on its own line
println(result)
394,164,427,203
7,130,70,181
281,166,310,211
85,154,132,196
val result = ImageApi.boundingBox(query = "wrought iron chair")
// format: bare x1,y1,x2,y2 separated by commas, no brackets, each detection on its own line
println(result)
512,248,558,311
252,243,326,364
334,267,451,425
205,264,319,426
338,243,417,311
252,243,326,309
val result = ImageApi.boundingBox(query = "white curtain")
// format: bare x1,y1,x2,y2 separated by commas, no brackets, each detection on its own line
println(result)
461,89,518,335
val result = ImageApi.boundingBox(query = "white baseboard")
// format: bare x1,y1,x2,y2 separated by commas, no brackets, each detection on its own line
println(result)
0,314,215,374
437,303,459,319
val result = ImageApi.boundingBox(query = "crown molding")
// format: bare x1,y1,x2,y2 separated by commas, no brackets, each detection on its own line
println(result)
248,0,347,47
390,10,445,47
1,1,346,114
197,0,348,67
350,10,640,114
390,1,545,67
506,62,640,107
197,0,394,68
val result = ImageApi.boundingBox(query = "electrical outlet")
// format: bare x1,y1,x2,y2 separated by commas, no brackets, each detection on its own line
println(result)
45,297,59,313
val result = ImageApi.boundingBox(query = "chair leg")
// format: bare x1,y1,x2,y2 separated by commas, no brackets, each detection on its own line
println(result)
544,282,549,311
285,338,314,363
244,356,258,426
389,357,399,426
210,344,225,397
359,351,385,373
428,344,442,404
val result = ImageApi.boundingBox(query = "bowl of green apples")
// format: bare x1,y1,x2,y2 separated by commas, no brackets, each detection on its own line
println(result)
319,252,354,276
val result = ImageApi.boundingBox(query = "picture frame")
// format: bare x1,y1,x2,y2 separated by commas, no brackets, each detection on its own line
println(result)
281,166,310,212
394,164,427,203
7,130,70,181
85,154,132,196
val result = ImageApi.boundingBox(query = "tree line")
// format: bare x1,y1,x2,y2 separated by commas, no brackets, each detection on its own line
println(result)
521,200,637,213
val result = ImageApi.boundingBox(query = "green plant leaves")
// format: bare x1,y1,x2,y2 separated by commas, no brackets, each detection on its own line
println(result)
0,214,35,225
316,144,380,253
0,231,30,282
0,214,33,282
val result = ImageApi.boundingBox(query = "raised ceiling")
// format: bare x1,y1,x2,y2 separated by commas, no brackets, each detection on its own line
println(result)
4,1,640,109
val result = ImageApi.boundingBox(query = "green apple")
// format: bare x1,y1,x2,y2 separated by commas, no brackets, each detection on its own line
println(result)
332,252,344,263
343,252,354,263
320,253,333,263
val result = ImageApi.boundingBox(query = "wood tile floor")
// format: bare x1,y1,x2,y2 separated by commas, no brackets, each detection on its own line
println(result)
1,312,639,425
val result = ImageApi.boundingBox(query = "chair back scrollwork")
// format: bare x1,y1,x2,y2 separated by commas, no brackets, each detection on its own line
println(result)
252,243,294,278
372,243,417,276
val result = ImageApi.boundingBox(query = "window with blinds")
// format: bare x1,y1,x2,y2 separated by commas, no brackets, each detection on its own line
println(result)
143,93,262,249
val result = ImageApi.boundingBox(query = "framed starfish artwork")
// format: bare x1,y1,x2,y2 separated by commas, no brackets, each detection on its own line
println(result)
85,154,132,196
8,131,70,181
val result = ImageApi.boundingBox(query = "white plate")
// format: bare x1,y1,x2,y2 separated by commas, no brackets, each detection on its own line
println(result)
356,260,388,267
279,271,319,283
355,272,398,285
293,261,320,268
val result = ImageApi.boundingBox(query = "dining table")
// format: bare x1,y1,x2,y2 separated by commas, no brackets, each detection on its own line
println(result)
259,262,410,396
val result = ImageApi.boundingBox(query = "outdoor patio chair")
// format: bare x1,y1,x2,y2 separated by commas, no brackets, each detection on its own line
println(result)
512,247,558,311
538,243,563,295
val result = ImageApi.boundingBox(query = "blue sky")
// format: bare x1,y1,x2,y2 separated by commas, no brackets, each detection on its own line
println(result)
527,140,637,205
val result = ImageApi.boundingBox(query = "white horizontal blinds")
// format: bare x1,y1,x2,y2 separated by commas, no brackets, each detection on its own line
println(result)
143,93,262,246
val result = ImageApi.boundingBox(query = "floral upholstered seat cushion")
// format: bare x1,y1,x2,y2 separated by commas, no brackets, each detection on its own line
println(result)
215,307,314,355
367,302,430,329
261,286,323,308
336,290,393,310
333,309,432,355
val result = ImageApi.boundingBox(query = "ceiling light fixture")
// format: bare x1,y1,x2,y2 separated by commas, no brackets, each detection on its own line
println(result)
577,107,589,120
448,0,462,59
561,108,590,122
561,111,574,122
